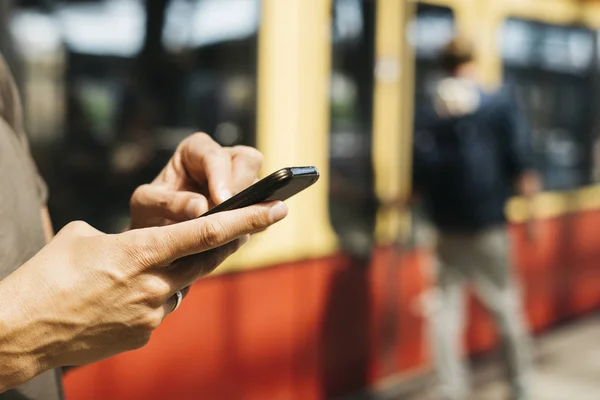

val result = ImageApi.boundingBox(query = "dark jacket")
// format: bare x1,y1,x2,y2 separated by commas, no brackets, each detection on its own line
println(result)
412,79,533,233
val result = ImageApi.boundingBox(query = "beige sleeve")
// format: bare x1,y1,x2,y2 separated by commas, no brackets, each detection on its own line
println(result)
0,54,49,205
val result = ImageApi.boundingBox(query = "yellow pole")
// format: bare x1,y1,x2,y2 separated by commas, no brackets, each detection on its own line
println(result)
220,0,338,272
373,0,411,244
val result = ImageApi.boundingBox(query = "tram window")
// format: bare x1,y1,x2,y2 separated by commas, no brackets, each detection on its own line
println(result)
591,31,600,184
163,0,259,148
329,0,376,259
9,0,260,233
410,4,455,109
500,18,596,191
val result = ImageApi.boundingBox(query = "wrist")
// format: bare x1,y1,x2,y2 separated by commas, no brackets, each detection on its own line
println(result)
0,275,55,390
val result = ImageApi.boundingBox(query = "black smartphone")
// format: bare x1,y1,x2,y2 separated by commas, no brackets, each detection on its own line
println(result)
200,166,320,217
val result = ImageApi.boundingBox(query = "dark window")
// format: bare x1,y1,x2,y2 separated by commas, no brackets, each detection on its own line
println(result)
10,0,260,232
500,18,596,190
412,4,455,109
328,0,376,259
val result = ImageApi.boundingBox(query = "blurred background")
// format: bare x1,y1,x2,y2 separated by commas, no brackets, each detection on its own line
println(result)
4,0,600,398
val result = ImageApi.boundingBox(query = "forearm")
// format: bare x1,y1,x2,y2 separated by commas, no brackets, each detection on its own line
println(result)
0,274,54,392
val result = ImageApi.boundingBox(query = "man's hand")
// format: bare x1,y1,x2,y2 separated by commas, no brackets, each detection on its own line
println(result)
516,171,541,245
0,201,287,391
130,133,263,229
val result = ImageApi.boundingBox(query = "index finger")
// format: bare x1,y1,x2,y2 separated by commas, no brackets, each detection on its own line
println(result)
181,133,232,204
228,146,263,193
126,200,288,266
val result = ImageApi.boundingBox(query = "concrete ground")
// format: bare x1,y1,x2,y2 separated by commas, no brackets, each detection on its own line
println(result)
352,314,600,400
471,315,600,400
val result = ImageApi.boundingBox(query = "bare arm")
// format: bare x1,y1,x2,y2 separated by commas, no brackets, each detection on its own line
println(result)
39,208,80,376
0,200,286,393
0,283,49,391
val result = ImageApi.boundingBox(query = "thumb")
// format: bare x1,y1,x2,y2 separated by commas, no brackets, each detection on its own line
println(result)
123,201,288,267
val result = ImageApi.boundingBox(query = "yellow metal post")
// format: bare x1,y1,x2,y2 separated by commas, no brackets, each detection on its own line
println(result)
372,0,409,244
221,0,338,272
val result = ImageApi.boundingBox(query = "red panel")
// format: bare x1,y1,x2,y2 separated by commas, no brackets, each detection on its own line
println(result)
511,218,563,332
566,211,600,315
63,252,423,400
396,250,431,371
63,211,600,399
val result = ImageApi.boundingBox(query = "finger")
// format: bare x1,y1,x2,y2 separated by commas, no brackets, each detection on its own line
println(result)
131,184,210,222
126,201,287,266
181,133,233,204
162,286,191,318
228,146,263,193
164,235,249,295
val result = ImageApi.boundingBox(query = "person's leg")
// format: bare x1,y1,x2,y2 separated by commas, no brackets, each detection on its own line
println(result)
428,234,470,400
471,227,533,399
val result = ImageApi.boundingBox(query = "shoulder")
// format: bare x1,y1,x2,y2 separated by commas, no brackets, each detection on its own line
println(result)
476,85,518,120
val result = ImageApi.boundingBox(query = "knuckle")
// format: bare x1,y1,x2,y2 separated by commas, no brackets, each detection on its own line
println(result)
69,220,88,229
192,132,211,141
139,309,164,332
101,258,131,288
62,220,92,236
119,230,163,268
199,220,227,248
173,192,192,211
247,207,271,231
204,146,223,159
184,132,214,149
130,184,150,207
149,309,165,330
235,146,264,167
141,275,171,305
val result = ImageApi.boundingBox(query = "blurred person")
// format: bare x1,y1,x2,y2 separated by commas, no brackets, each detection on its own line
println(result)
411,37,540,400
0,54,289,398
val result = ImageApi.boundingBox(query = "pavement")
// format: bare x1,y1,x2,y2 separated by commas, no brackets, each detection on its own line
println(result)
351,314,600,400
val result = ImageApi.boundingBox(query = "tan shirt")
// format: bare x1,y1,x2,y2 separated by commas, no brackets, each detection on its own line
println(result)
0,57,63,400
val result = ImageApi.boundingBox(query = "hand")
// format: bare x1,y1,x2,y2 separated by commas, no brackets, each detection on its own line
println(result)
0,201,287,385
130,133,263,229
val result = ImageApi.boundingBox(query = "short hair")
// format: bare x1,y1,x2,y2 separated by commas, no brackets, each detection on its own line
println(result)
439,36,475,73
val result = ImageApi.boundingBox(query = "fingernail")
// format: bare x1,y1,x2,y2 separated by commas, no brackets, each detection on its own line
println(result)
218,187,232,203
184,199,203,219
239,234,250,246
269,202,288,222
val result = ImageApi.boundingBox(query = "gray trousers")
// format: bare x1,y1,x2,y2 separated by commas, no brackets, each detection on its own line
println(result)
427,226,532,400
